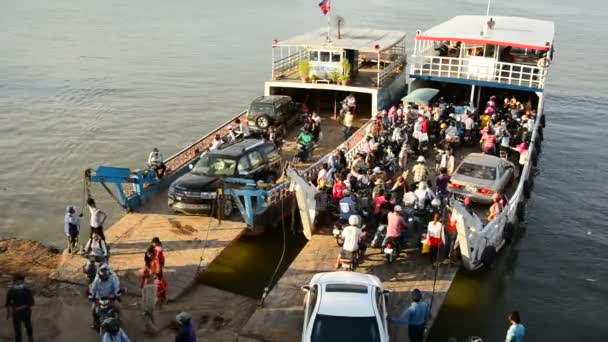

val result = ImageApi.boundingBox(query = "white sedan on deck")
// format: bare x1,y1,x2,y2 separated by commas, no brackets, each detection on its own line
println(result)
301,272,390,342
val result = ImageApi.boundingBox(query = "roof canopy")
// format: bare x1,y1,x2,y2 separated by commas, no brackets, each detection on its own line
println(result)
275,28,406,53
416,16,555,51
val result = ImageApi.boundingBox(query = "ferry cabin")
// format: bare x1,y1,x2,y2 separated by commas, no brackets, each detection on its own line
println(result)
265,27,408,119
409,15,555,112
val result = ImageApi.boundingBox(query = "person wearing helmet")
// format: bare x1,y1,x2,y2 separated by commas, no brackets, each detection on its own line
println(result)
390,288,431,342
386,205,408,245
64,205,82,253
89,264,121,328
338,189,359,224
411,156,429,187
83,231,108,263
335,215,363,269
148,147,166,179
101,317,130,342
175,312,197,342
414,182,435,210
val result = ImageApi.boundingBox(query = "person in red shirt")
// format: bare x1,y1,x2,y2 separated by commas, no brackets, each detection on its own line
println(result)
151,237,165,277
155,273,168,306
332,176,346,201
421,116,429,134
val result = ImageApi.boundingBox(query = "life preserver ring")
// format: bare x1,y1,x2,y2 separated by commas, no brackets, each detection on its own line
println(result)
503,222,514,245
516,201,526,222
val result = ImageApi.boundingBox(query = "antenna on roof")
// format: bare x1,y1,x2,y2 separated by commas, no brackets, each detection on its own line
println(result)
332,15,345,39
481,0,494,37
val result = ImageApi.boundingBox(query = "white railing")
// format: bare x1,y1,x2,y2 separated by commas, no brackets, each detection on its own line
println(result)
272,50,307,80
378,55,407,87
411,55,547,89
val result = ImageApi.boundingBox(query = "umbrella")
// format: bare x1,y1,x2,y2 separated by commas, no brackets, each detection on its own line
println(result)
401,88,440,105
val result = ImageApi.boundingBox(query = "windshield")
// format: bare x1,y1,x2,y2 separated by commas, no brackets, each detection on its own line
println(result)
456,162,496,180
311,315,381,342
191,155,237,177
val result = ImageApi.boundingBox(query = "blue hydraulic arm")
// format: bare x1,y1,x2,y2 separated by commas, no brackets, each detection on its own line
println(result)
85,166,159,211
219,178,269,227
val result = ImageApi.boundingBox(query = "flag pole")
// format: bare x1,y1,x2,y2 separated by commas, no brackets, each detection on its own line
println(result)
327,0,332,42
485,0,491,18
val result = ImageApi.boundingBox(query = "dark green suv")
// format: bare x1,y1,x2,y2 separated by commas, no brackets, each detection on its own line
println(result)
246,95,303,132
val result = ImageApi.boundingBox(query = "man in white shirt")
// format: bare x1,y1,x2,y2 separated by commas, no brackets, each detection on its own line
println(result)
148,148,166,178
336,215,362,268
87,198,107,240
440,149,455,176
210,134,223,150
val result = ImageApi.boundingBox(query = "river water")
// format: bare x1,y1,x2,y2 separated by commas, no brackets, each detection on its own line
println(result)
1,0,607,340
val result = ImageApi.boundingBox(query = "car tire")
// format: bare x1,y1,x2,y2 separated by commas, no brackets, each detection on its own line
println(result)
255,115,270,129
215,197,234,218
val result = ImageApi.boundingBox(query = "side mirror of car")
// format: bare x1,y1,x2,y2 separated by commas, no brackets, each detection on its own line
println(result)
301,285,311,293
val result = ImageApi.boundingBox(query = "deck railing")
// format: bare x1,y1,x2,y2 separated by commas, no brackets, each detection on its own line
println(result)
411,55,547,89
272,50,307,80
378,55,407,87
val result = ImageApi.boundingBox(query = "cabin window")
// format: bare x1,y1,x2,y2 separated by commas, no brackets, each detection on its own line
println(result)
332,52,342,62
309,51,319,61
320,51,330,62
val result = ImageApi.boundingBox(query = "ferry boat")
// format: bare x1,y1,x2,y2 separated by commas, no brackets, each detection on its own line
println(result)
409,15,555,270
85,26,409,238
85,15,553,273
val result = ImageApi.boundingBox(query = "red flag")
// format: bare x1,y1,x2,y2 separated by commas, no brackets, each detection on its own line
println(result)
318,0,330,15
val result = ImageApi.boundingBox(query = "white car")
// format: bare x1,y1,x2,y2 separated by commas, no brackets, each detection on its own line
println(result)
301,272,390,342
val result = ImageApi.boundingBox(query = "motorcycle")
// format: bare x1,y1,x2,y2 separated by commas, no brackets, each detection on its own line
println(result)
370,224,386,249
337,249,358,271
332,223,344,247
383,237,401,264
94,297,119,334
294,141,314,163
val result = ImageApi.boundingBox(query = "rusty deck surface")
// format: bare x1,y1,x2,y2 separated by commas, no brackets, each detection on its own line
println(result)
240,227,458,342
52,214,247,301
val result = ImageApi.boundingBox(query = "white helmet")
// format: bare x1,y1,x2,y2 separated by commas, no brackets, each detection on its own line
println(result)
417,156,425,163
394,205,403,212
348,215,362,227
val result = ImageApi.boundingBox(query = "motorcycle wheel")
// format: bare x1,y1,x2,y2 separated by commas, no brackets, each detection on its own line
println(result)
386,253,394,264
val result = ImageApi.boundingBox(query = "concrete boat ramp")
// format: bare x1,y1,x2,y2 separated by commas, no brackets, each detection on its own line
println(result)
52,213,247,301
240,226,458,342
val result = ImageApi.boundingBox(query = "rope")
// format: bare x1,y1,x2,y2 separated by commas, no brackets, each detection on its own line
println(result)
195,186,219,275
259,186,290,307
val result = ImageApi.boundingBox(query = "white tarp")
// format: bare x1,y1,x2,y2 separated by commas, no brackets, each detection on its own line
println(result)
287,168,318,240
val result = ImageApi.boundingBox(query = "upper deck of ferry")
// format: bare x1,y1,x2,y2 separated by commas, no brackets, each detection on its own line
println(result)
266,27,407,89
410,16,555,92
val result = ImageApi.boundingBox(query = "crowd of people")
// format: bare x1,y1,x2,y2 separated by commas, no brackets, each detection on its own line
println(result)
317,92,537,270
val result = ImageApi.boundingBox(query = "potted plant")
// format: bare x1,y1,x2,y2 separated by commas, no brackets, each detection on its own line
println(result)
298,60,310,83
323,72,331,82
311,74,319,83
331,71,341,84
340,60,352,85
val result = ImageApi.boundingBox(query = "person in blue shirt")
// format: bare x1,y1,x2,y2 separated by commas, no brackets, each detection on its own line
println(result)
175,312,197,342
506,311,525,342
338,189,358,223
390,289,430,342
